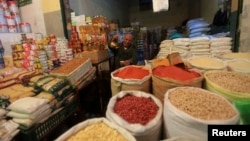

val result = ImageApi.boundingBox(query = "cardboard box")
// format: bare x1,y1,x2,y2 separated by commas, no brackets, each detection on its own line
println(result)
75,49,109,64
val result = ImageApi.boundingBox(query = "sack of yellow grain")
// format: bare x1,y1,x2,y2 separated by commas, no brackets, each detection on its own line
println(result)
55,117,136,141
151,58,170,69
204,70,250,102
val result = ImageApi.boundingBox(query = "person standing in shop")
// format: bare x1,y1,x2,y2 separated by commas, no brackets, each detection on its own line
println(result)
108,33,138,70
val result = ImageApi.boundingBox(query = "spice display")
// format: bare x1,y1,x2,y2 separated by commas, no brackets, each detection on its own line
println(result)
66,122,128,141
114,94,158,125
153,65,200,81
168,87,238,120
113,66,150,79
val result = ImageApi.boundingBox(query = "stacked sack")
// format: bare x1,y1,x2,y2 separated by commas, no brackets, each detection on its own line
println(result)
0,119,19,141
28,74,75,109
106,90,163,141
210,37,232,56
172,38,190,57
186,18,211,38
6,97,52,129
189,36,211,56
157,40,174,58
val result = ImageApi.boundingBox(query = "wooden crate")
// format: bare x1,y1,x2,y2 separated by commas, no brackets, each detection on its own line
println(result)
75,49,109,63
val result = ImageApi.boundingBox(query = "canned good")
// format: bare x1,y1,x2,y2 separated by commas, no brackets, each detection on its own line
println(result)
20,22,31,33
7,1,19,13
8,24,17,33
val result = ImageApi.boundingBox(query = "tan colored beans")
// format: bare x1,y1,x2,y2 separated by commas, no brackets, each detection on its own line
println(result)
168,87,237,120
205,71,250,93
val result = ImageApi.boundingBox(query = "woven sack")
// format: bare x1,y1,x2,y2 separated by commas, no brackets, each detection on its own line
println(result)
110,65,151,96
152,69,203,103
204,70,250,102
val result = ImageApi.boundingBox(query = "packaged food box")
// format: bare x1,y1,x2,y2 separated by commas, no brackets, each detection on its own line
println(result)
50,58,92,84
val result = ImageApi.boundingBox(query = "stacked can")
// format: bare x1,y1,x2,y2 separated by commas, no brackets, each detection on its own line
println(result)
56,37,68,58
37,50,48,73
44,44,56,70
12,43,24,68
4,1,19,32
22,43,38,71
0,3,8,32
68,25,82,54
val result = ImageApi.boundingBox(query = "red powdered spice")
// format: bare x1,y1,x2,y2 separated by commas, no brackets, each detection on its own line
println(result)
153,65,200,81
114,94,159,125
114,66,149,79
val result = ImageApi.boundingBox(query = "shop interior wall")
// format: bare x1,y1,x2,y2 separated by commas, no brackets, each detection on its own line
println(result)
128,0,218,29
239,0,250,52
69,0,130,27
19,0,65,37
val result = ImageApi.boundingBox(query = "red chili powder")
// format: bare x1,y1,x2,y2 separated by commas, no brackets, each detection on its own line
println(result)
153,65,200,81
114,94,159,125
114,66,149,79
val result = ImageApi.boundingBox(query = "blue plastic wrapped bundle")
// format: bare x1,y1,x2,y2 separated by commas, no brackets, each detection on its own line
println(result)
186,18,211,38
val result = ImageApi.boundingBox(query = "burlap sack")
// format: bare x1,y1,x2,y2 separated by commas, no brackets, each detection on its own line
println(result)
152,70,203,103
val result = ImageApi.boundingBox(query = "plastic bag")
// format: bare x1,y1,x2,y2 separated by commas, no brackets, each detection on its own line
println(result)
234,100,250,124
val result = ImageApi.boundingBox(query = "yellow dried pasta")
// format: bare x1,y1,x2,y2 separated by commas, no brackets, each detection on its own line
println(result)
67,122,128,141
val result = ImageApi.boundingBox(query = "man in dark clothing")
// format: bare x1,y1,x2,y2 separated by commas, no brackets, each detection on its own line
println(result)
108,33,138,70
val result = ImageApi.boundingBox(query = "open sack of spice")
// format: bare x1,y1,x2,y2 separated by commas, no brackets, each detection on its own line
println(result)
152,64,204,103
110,65,151,96
106,90,163,141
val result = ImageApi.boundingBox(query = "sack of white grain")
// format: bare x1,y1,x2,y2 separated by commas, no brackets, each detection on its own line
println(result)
106,90,163,141
187,56,227,73
218,52,250,61
163,87,240,141
152,65,203,103
110,65,151,96
226,59,250,74
204,70,250,102
55,117,136,141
